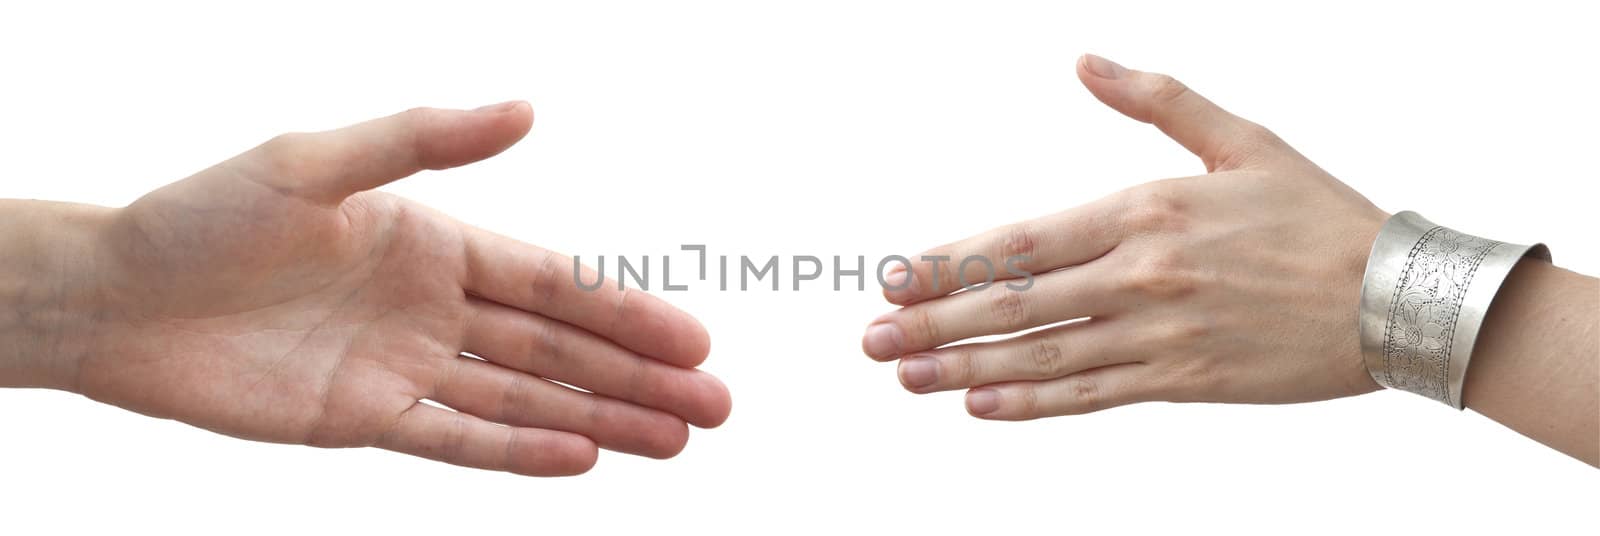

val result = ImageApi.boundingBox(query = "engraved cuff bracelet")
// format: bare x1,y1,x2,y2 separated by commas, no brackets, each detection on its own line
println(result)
1358,211,1550,409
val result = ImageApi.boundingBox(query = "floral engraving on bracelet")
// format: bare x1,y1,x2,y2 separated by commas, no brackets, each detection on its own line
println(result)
1380,226,1500,405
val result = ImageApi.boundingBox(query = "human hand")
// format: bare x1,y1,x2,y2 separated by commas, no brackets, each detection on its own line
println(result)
59,102,731,475
862,55,1390,420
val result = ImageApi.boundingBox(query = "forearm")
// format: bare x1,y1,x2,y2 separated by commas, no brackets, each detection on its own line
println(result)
0,200,110,391
1464,258,1600,465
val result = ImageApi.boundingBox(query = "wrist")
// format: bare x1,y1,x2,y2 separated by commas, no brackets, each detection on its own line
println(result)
1357,211,1549,408
0,200,116,391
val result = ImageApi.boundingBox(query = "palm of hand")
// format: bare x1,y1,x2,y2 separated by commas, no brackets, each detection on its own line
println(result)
89,184,464,447
72,103,730,476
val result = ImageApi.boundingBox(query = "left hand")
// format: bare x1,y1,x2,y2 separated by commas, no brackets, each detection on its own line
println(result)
56,102,730,475
862,54,1390,420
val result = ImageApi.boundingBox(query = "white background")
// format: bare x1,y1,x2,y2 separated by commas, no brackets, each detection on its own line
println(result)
2,1,1596,534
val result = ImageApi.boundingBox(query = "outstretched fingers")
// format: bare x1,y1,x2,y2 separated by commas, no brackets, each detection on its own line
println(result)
375,402,598,477
896,319,1134,394
460,297,732,428
882,194,1125,306
964,362,1158,420
460,225,712,368
429,357,693,459
864,261,1128,361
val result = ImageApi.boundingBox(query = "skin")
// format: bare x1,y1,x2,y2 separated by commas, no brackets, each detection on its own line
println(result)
0,61,1590,477
0,101,732,476
863,54,1598,466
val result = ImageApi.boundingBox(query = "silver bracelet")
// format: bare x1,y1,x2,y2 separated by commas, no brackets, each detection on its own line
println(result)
1358,211,1550,409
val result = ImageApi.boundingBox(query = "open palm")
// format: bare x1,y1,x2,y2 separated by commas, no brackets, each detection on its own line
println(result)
76,102,730,476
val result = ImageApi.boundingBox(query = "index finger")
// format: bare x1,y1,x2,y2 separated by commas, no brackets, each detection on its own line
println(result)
461,225,712,368
883,193,1124,306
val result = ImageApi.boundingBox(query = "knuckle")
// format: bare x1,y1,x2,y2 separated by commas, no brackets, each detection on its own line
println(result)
1025,339,1066,376
498,374,532,423
909,307,941,346
397,106,435,126
1238,121,1282,147
1000,224,1038,264
625,357,650,394
396,107,438,167
1063,376,1102,414
987,288,1029,328
531,318,566,367
1184,356,1219,384
1218,122,1287,170
1122,249,1195,299
931,256,960,295
499,430,524,472
1014,387,1040,419
1127,268,1194,300
583,396,606,427
1119,183,1189,234
948,349,980,387
1165,358,1221,401
1147,73,1193,107
303,421,355,449
608,286,635,333
439,412,469,461
257,132,315,176
1161,318,1212,343
261,131,308,155
527,251,566,310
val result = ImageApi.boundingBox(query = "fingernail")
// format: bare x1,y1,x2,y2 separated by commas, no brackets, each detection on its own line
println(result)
474,100,523,113
862,323,905,359
1083,54,1126,80
882,265,915,300
899,356,939,390
966,389,1000,416
884,265,908,288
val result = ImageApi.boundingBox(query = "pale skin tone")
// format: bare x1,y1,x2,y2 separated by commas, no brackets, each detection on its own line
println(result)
1,59,1593,477
0,101,732,476
863,54,1599,466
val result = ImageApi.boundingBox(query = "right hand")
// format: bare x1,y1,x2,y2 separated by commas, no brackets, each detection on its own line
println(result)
864,55,1388,419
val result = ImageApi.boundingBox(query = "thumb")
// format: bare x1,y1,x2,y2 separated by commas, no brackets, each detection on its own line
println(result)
248,101,534,204
1076,54,1285,171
